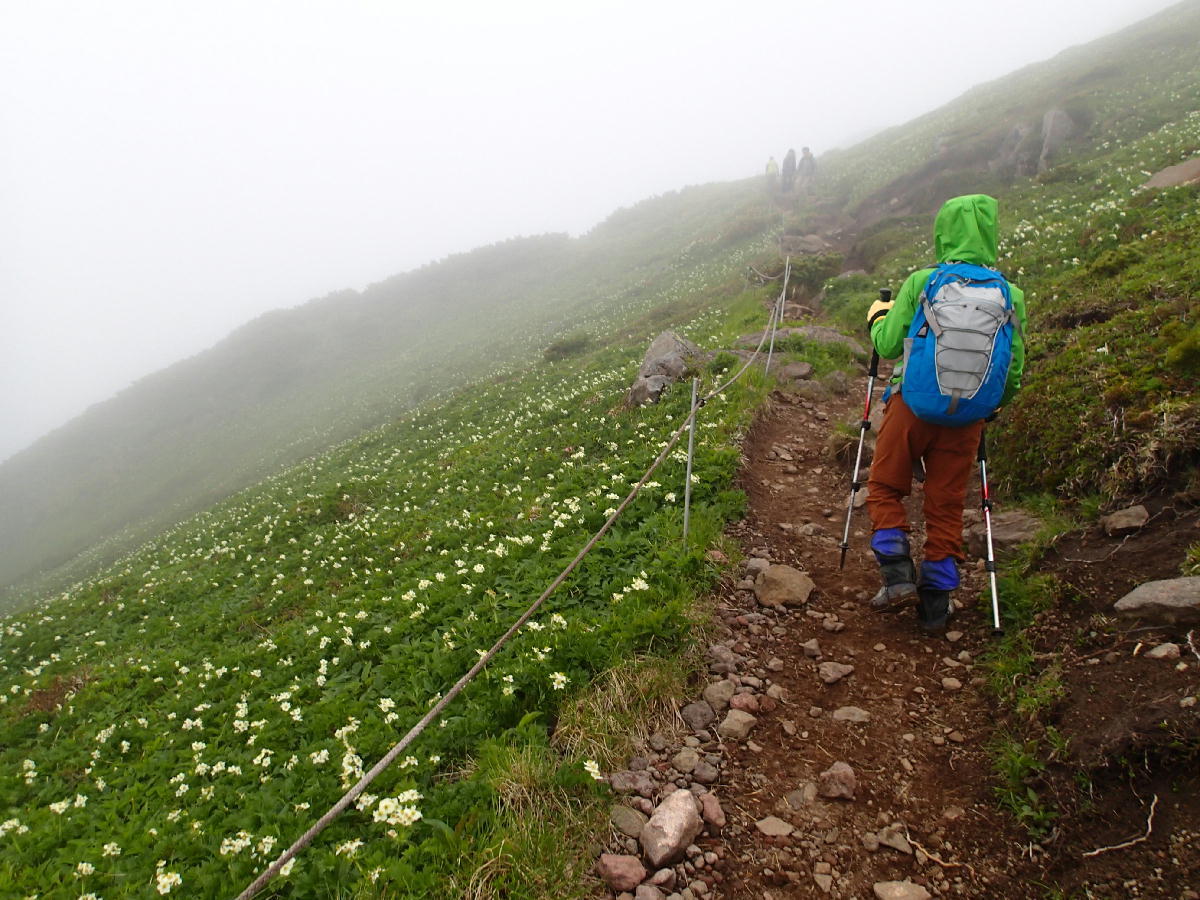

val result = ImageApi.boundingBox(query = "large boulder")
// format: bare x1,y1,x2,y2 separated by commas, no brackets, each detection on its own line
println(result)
1114,577,1200,626
1038,107,1076,173
965,510,1041,558
1144,156,1200,188
640,332,700,379
639,789,703,868
628,332,705,406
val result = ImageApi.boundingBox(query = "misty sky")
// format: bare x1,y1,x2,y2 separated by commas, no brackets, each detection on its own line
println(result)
0,0,1179,462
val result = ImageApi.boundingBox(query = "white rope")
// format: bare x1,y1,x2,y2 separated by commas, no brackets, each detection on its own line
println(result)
234,260,793,899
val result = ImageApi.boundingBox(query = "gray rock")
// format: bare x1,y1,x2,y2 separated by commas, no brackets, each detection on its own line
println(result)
755,816,795,837
754,564,815,608
966,510,1042,558
1101,504,1149,537
818,662,854,685
780,361,814,381
596,854,647,892
640,789,703,868
640,331,701,379
814,872,834,893
832,705,871,723
877,823,913,854
1145,156,1200,188
673,747,700,774
745,558,771,577
717,709,758,741
817,762,856,800
1115,578,1200,625
1038,107,1075,173
680,701,716,731
649,867,677,889
609,769,658,798
941,677,963,692
635,886,666,900
702,679,737,712
802,638,822,658
873,881,932,900
692,761,719,784
628,374,674,406
611,805,649,838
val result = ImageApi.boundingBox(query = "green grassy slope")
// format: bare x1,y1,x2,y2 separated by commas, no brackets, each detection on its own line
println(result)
0,181,773,597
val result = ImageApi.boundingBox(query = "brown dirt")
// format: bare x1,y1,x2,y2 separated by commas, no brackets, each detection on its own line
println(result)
596,358,1200,898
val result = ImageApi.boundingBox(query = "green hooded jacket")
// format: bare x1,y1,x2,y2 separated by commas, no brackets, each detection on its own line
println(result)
869,194,1028,407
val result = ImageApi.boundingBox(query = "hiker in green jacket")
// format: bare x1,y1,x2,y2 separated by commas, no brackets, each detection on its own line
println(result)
864,194,1028,631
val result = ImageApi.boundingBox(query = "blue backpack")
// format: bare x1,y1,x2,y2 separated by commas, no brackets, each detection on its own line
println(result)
900,262,1019,426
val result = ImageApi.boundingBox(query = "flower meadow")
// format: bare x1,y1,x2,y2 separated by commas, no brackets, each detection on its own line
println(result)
0,298,773,896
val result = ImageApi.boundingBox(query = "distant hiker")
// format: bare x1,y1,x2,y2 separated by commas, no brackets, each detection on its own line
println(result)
796,146,816,194
781,148,797,193
765,156,779,195
864,194,1027,632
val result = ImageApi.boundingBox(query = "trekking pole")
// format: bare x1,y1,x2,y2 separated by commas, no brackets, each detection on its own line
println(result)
838,288,888,570
978,428,1003,636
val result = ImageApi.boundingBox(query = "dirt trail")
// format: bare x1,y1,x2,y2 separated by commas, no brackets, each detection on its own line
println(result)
706,385,1032,898
594,362,1199,899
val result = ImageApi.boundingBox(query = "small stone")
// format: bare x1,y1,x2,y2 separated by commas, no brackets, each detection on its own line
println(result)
818,662,854,684
877,823,913,854
832,706,871,723
814,872,834,892
801,638,822,658
596,854,647,892
717,709,758,741
681,701,716,731
609,770,658,798
611,805,649,838
766,683,787,700
809,706,823,718
862,832,881,851
1146,642,1181,660
649,867,677,889
754,564,815,608
699,792,726,829
873,643,886,651
756,816,795,837
702,679,737,711
640,790,703,868
767,657,785,672
817,761,856,800
692,761,719,784
1180,696,1197,708
673,748,700,774
873,881,932,900
1101,504,1149,537
942,806,964,821
729,693,760,713
947,731,965,744
941,677,963,691
635,886,666,900
945,631,963,643
649,733,669,752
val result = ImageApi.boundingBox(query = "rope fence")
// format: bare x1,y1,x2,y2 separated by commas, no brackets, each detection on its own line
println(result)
235,258,793,899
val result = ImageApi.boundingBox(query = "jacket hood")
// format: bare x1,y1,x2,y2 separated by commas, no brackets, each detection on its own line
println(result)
934,194,998,266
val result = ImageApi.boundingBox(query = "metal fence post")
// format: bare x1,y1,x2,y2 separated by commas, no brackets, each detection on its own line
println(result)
682,377,699,544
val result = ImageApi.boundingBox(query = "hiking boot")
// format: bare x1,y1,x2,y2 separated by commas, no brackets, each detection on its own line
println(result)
916,557,960,633
869,528,918,613
917,587,954,633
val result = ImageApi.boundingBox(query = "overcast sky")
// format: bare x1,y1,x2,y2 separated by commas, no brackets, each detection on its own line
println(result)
0,0,1180,461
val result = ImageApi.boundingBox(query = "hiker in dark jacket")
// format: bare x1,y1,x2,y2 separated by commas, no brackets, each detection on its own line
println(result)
796,147,816,194
781,148,797,192
864,194,1027,632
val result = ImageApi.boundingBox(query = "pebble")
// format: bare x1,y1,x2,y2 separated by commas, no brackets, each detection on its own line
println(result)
802,639,822,658
873,643,886,651
945,631,963,643
941,677,963,691
817,761,856,800
756,816,795,837
832,705,871,723
1146,642,1181,660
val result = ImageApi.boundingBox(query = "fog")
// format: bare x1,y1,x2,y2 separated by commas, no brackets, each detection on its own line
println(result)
0,0,1177,462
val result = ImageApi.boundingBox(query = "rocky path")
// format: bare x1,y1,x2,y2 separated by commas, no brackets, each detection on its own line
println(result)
594,379,1037,900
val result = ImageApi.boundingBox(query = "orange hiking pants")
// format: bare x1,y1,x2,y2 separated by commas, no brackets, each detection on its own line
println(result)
866,393,983,562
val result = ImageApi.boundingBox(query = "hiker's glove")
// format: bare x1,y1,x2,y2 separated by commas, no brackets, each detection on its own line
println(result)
867,298,893,326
